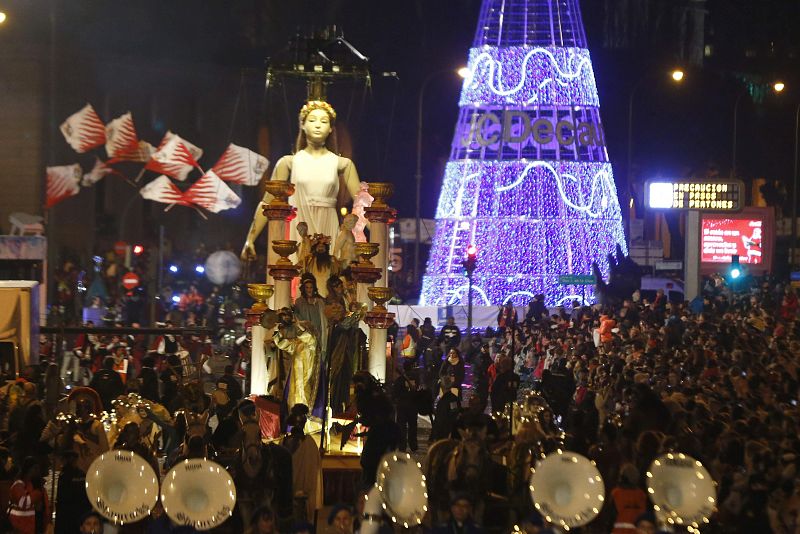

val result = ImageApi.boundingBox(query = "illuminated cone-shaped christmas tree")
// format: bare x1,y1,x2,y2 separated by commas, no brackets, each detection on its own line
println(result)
420,0,627,307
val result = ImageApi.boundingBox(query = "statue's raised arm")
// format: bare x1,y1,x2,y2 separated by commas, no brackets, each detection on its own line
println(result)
241,100,360,262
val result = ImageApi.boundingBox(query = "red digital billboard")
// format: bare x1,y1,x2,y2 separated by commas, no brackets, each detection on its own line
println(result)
699,208,774,274
701,218,763,264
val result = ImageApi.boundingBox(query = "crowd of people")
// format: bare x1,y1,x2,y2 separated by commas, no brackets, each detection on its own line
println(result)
0,271,796,533
51,243,246,331
391,275,799,533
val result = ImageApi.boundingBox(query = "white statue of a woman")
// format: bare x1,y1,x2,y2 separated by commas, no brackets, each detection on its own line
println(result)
241,100,361,260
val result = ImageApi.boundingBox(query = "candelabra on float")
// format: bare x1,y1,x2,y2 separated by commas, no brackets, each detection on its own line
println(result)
350,242,382,308
364,183,397,287
269,240,301,310
262,180,297,292
246,283,274,395
364,286,395,382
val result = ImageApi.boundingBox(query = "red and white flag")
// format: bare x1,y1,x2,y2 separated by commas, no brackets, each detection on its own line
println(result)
105,112,154,162
184,170,241,213
211,144,269,186
139,175,186,206
144,132,203,181
60,104,106,153
81,158,114,186
46,164,82,208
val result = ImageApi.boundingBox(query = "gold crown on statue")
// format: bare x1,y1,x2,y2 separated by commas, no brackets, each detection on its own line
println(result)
310,233,332,246
299,100,337,122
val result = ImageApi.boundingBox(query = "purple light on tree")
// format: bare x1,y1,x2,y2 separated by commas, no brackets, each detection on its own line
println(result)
421,0,627,307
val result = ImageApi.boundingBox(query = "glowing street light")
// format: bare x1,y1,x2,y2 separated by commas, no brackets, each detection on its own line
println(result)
457,66,470,79
0,12,7,25
774,81,786,93
671,69,685,82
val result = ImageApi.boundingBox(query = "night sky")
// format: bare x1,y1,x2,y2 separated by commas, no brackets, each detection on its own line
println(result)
2,0,799,249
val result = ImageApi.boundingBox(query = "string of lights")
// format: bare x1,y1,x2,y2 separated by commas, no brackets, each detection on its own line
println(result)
421,0,626,307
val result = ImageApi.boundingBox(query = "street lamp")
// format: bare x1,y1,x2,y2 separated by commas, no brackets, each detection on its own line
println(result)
463,244,478,335
774,81,786,93
0,12,7,24
414,67,467,284
792,103,800,267
626,69,685,240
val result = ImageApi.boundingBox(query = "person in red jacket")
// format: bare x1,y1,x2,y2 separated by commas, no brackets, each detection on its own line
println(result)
598,313,617,345
610,463,647,533
8,457,50,534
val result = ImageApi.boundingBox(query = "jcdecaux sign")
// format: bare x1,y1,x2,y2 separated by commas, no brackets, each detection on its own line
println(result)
458,109,605,149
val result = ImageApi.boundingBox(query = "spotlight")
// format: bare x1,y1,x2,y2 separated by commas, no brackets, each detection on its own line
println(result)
195,265,205,274
457,66,471,78
169,265,179,273
729,254,742,280
671,69,685,82
171,295,181,304
0,12,7,25
774,81,786,93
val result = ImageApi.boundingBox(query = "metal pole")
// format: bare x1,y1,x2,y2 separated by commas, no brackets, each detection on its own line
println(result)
792,104,800,267
415,75,435,285
467,271,473,337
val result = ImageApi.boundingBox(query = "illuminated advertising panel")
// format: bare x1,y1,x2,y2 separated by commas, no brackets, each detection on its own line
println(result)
701,218,763,264
698,208,774,274
645,180,743,211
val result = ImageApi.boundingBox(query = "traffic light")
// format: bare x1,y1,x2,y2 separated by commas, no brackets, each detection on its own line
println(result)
729,254,741,280
463,244,478,275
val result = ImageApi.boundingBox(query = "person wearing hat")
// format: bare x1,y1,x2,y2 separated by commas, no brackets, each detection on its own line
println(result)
55,387,109,473
432,494,486,534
